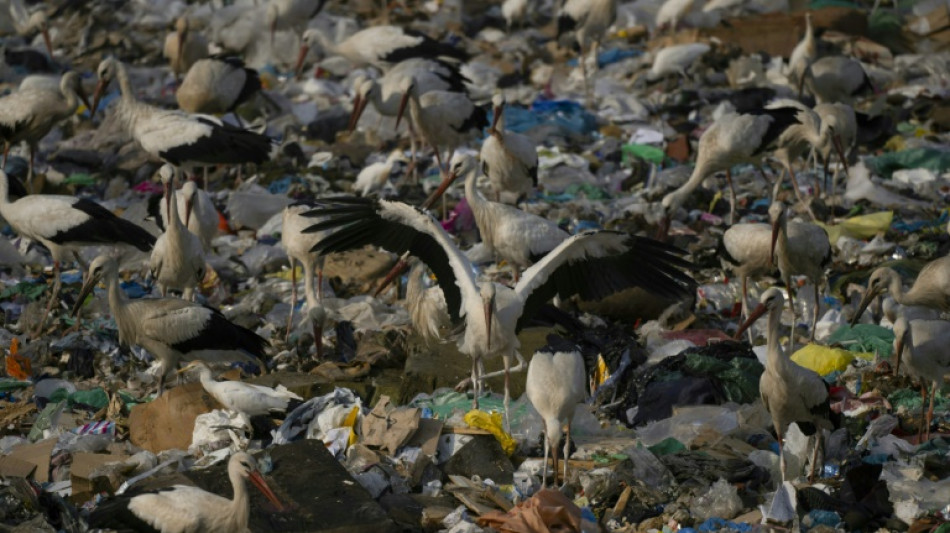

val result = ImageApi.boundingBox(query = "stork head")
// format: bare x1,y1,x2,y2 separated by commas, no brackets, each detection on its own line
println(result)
490,93,506,134
734,287,784,340
158,164,176,217
177,360,213,378
72,255,118,317
768,202,787,267
27,11,53,57
294,29,321,78
657,194,680,241
181,180,198,228
348,78,376,133
229,452,284,511
395,81,417,130
60,71,92,112
850,267,896,327
891,316,908,377
481,283,497,351
92,58,119,115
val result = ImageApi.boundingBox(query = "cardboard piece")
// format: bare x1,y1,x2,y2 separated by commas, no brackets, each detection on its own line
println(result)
0,438,55,482
0,456,37,479
70,452,131,497
129,382,222,453
360,396,421,454
407,418,444,457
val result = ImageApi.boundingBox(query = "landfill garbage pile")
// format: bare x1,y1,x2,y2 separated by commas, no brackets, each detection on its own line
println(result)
2,0,950,531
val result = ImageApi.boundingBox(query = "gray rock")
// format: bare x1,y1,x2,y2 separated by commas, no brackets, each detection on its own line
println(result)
441,435,514,484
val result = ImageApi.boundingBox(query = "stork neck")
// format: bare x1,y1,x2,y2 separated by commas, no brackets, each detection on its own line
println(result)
105,269,135,344
0,173,10,206
774,221,791,272
464,168,493,246
765,304,787,368
886,271,910,306
228,468,251,531
60,81,80,114
167,189,183,235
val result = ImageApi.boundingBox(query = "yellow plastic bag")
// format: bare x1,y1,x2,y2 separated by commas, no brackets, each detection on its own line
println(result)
817,211,892,244
790,344,873,376
464,410,517,456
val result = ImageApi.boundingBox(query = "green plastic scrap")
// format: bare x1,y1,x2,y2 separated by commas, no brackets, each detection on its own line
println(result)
0,379,32,391
69,388,109,410
683,353,764,404
28,401,66,442
866,148,950,179
827,324,894,358
648,437,686,456
622,144,666,165
888,387,950,412
0,282,48,301
62,173,96,186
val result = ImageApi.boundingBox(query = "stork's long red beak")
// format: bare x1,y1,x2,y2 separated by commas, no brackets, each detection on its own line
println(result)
484,297,493,351
249,471,284,512
41,28,53,57
734,302,768,340
374,252,410,297
893,335,903,377
184,198,194,228
395,91,410,130
294,44,309,78
850,288,878,327
769,220,779,268
72,273,99,317
348,94,368,133
489,105,502,134
832,133,850,180
421,168,462,210
655,214,671,242
91,79,107,115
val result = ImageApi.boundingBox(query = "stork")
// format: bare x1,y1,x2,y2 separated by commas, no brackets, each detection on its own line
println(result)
502,0,534,28
556,0,618,99
280,204,328,340
526,337,586,488
0,171,155,334
892,317,950,442
176,56,261,121
304,197,695,426
164,16,208,81
406,256,450,344
719,220,774,328
769,201,831,341
735,288,835,481
88,452,283,533
765,99,825,216
450,154,566,280
295,26,469,76
0,71,91,182
157,179,218,253
647,43,710,83
850,256,950,327
91,58,272,179
72,255,269,396
659,109,789,234
149,165,205,300
480,94,538,203
786,12,815,89
8,5,53,57
265,0,326,45
396,80,487,182
812,102,856,198
180,361,302,416
353,150,406,197
800,56,875,104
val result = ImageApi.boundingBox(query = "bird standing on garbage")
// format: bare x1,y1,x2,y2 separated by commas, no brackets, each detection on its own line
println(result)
180,361,302,416
91,58,272,178
526,337,587,488
0,171,155,335
164,16,208,81
149,165,205,300
0,71,91,183
304,197,695,428
786,12,816,88
281,204,329,340
812,102,856,198
88,451,283,533
892,317,950,442
850,256,950,328
162,180,219,253
176,56,261,120
265,0,327,45
719,221,775,328
557,0,618,101
72,255,269,397
800,56,875,104
479,94,538,203
768,202,831,342
735,288,835,482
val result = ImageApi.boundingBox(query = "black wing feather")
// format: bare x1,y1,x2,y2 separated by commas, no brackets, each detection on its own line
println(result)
160,117,272,166
749,107,801,155
170,306,269,358
382,29,469,64
50,199,156,251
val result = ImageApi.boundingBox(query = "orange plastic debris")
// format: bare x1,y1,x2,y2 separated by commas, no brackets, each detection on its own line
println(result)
5,338,30,380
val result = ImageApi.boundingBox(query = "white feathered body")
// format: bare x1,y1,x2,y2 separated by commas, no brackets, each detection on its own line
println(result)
526,349,586,445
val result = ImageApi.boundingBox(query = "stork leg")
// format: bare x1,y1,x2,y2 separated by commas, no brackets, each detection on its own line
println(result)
786,165,818,221
918,383,927,443
540,430,550,488
807,431,823,483
810,281,820,342
725,169,737,225
34,260,62,336
927,380,937,442
551,430,559,489
562,422,572,487
468,358,479,410
777,428,786,481
503,355,512,432
407,118,419,184
741,274,754,343
286,258,298,341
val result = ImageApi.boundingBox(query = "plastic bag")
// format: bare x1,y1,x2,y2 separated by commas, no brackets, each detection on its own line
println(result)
463,410,517,456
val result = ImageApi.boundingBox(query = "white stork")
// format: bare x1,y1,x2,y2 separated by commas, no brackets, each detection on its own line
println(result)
72,255,269,396
266,0,326,45
735,288,835,481
502,0,534,28
480,94,538,203
88,451,283,533
768,201,831,341
0,70,91,181
813,102,856,196
176,56,261,119
406,256,450,344
353,150,407,197
149,165,205,300
449,154,566,280
893,317,950,442
786,12,815,89
851,256,950,327
801,56,875,104
0,170,155,333
280,204,328,340
556,0,618,98
163,16,208,81
719,221,774,327
304,197,695,426
647,43,710,82
396,80,487,182
157,179,218,253
295,25,469,76
526,337,586,487
91,58,273,177
8,5,53,57
180,360,301,416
